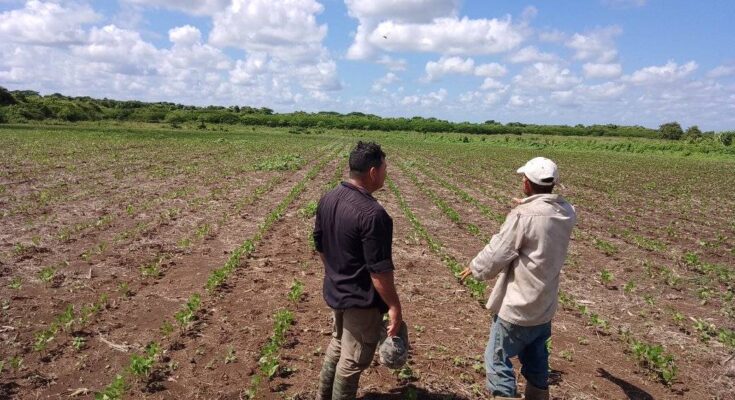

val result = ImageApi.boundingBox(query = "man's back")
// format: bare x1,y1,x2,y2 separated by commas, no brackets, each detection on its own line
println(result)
472,193,576,326
314,182,394,312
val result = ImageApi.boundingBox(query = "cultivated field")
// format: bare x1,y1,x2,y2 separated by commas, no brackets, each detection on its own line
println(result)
1,123,733,399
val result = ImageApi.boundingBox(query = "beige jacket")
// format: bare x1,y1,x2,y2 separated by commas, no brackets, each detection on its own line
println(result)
470,194,576,326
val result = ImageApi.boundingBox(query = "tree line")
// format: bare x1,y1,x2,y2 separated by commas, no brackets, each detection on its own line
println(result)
0,87,732,144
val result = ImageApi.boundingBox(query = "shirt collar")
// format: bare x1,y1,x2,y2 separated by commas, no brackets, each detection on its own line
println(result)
341,181,376,200
520,193,561,205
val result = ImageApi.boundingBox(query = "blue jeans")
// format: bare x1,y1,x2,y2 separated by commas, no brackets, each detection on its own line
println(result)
485,315,552,397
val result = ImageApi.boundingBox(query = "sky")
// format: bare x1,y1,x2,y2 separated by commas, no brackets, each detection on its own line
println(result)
0,0,734,131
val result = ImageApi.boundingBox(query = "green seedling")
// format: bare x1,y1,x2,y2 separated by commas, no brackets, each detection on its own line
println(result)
195,224,211,239
95,374,126,400
630,340,677,385
117,282,132,298
57,304,75,331
140,261,162,278
225,346,237,364
9,356,23,370
160,320,174,337
559,350,574,362
623,280,636,294
600,269,614,285
593,238,618,256
174,293,201,330
72,336,86,351
9,277,22,290
298,200,318,218
287,279,305,303
38,266,56,283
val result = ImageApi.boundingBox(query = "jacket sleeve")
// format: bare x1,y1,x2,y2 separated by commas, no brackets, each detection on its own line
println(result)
470,213,522,281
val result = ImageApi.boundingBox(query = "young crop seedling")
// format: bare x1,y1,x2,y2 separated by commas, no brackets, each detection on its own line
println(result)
128,342,160,379
8,277,22,290
72,336,86,351
174,293,201,331
8,356,23,371
600,269,614,286
630,340,677,385
225,346,237,364
38,266,56,283
160,320,174,337
140,259,162,279
117,282,132,298
95,374,126,400
298,200,318,218
623,280,636,294
287,279,305,304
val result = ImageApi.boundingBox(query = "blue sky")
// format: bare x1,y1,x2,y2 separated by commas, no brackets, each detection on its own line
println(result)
1,0,734,130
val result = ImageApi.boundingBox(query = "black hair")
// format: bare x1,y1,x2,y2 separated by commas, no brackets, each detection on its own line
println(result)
349,141,385,176
528,179,554,194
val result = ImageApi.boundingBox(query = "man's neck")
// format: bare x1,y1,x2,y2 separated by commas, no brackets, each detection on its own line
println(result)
348,178,373,194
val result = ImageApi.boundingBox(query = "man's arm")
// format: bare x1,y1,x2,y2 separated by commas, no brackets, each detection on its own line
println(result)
371,271,402,337
461,214,522,281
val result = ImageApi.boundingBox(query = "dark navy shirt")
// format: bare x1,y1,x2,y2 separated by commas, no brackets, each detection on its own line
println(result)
313,181,394,313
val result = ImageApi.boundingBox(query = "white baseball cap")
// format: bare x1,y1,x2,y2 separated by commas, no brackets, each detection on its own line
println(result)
517,157,559,186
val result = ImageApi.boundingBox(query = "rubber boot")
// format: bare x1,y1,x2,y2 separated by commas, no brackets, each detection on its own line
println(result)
331,373,360,400
524,384,549,400
316,360,337,400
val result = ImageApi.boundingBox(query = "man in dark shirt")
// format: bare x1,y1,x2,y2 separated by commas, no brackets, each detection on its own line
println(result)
314,141,402,400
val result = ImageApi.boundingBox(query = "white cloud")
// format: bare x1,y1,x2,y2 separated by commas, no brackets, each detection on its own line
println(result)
345,0,461,59
344,0,529,60
507,46,557,63
508,94,533,107
0,0,100,46
367,17,527,56
459,89,506,106
371,72,400,92
566,26,621,63
602,0,647,8
169,25,201,46
474,63,507,78
424,56,475,81
229,54,269,85
625,61,698,85
707,65,735,79
583,62,622,79
584,82,626,99
72,25,159,75
209,0,327,62
376,55,407,71
345,0,460,23
538,30,567,43
513,63,582,91
401,88,447,106
121,0,230,16
479,78,507,91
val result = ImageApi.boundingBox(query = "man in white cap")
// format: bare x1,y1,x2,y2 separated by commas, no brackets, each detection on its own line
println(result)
461,157,576,400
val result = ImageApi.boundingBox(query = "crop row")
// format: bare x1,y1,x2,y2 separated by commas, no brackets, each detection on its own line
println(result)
92,143,341,398
558,291,678,385
387,177,486,300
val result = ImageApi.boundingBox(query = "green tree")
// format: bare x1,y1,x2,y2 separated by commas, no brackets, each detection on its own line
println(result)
659,122,684,140
683,125,703,141
0,86,17,105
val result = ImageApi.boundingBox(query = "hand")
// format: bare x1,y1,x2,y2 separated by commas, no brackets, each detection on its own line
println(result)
459,267,473,281
386,306,403,337
511,197,523,206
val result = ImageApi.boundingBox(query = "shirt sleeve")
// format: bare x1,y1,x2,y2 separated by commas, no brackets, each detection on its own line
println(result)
362,210,394,274
313,200,323,253
470,212,522,281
